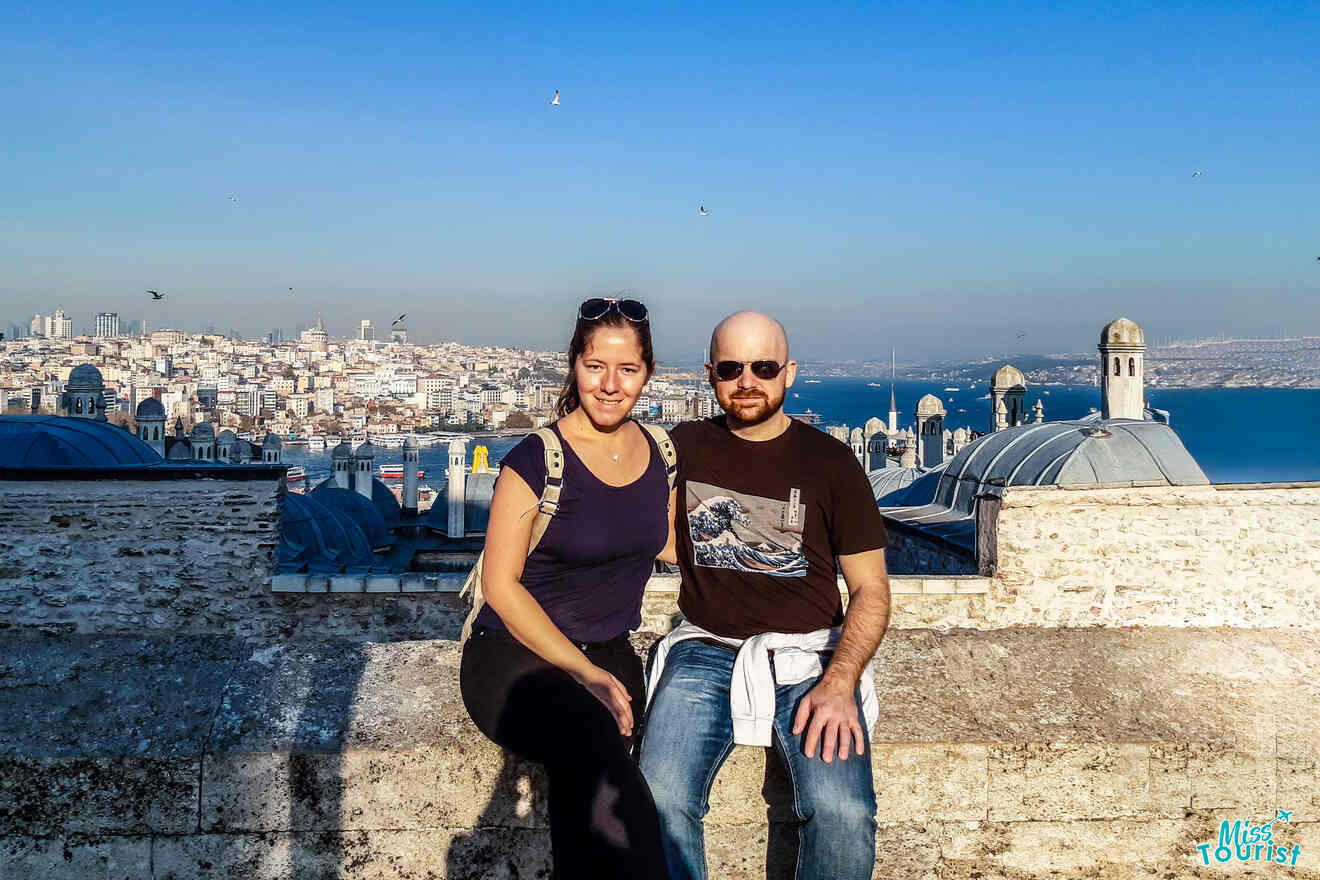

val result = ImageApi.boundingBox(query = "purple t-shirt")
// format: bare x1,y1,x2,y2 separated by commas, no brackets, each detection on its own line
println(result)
473,421,669,643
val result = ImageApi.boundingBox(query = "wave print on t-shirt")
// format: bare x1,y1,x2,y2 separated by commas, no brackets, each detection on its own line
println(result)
686,482,808,578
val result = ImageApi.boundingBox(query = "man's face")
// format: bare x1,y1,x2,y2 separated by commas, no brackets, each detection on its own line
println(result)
707,333,796,426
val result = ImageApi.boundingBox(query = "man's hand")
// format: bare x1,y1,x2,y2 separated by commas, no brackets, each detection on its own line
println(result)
792,677,865,763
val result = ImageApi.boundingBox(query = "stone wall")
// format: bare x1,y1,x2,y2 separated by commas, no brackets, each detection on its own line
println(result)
979,483,1320,630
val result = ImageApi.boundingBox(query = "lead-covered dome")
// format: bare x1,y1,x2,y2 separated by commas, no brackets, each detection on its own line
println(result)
0,416,163,468
991,365,1026,390
66,364,104,390
135,398,166,420
1101,317,1145,347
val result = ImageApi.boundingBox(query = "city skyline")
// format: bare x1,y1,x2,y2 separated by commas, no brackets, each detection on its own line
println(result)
3,2,1319,361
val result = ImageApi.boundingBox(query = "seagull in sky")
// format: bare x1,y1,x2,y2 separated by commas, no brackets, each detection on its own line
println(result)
1191,170,1202,178
1016,332,1027,338
392,314,407,325
699,205,710,216
550,89,559,106
288,287,295,296
147,290,165,301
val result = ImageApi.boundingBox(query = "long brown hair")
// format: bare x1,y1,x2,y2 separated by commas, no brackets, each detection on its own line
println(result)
554,309,655,418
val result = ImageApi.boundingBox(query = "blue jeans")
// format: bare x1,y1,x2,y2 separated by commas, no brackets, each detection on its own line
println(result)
639,640,877,880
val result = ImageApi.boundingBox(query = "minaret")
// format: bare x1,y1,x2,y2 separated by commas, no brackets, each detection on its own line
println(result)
447,438,468,538
914,394,946,468
863,417,886,472
331,441,352,489
134,397,166,457
848,427,864,465
352,440,375,501
990,365,1027,431
402,436,420,516
1099,317,1146,420
887,350,898,436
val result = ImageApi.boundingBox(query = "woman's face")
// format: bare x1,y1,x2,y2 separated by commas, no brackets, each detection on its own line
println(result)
574,324,649,428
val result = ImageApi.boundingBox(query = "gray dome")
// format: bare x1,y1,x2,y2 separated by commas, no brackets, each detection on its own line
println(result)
66,364,104,391
352,440,376,459
262,431,282,449
308,484,393,550
216,429,237,445
190,422,215,441
0,416,163,468
277,492,376,573
1101,317,1145,347
991,365,1025,390
868,467,922,506
331,441,353,459
135,398,166,420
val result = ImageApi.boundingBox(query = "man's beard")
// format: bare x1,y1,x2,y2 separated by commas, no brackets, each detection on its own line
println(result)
720,387,785,427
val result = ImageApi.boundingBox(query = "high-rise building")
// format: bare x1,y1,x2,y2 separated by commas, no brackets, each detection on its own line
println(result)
30,315,44,338
95,312,120,338
45,310,73,340
358,320,376,342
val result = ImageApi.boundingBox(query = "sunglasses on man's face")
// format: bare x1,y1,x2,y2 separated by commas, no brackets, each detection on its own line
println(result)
712,360,786,381
579,297,648,323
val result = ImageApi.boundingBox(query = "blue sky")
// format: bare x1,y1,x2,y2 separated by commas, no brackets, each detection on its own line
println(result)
2,1,1318,362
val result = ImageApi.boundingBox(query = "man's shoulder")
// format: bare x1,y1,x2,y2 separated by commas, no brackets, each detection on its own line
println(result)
670,417,726,448
789,419,858,461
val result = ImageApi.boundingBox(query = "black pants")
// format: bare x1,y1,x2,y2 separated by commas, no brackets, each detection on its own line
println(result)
460,625,668,880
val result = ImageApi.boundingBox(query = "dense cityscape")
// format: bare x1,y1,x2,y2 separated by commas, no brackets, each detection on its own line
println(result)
0,309,721,443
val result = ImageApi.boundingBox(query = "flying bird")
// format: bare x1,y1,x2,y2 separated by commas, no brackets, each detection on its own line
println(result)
147,290,165,300
1016,332,1026,338
550,89,559,106
228,195,238,202
1191,170,1202,178
288,287,295,295
699,205,710,216
392,313,407,325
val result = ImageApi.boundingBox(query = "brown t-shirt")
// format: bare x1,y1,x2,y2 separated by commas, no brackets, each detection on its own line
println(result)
671,416,888,639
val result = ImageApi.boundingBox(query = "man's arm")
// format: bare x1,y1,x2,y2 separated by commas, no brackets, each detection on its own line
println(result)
791,547,891,762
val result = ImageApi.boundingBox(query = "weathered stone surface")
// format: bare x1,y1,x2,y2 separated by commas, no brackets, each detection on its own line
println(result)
873,744,989,822
0,834,150,879
153,828,553,879
988,743,1150,821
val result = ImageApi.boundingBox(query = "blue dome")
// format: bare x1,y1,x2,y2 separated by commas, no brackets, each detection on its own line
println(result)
370,478,402,527
308,484,394,549
0,416,163,468
67,364,104,391
135,398,166,420
277,492,376,573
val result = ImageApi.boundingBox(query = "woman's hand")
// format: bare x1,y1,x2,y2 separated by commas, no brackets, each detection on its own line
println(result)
570,663,634,736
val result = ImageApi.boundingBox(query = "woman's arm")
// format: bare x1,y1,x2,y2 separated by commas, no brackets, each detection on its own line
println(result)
656,486,679,565
480,465,634,734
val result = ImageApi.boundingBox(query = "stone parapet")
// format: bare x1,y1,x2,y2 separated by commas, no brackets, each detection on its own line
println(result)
3,629,1318,878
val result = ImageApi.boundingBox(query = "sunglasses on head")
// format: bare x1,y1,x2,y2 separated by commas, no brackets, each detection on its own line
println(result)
712,360,786,381
579,297,648,323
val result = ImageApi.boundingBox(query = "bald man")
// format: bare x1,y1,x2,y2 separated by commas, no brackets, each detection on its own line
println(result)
641,311,892,880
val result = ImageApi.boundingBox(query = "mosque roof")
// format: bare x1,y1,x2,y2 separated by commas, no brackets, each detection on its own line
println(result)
331,441,353,459
262,431,282,449
216,429,237,445
135,398,166,420
863,417,886,436
352,440,376,459
868,467,923,506
880,419,1209,552
66,364,104,391
190,422,215,441
0,416,163,468
991,365,1026,390
277,492,377,574
369,478,402,526
307,485,394,550
1101,317,1145,347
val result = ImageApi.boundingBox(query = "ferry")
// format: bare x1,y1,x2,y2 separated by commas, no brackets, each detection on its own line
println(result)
944,387,960,392
285,466,307,483
379,465,425,480
306,435,326,451
803,379,821,384
867,382,885,387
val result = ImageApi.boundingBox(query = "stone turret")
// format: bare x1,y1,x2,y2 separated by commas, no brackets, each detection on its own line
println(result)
1099,317,1146,420
448,438,468,538
134,397,166,457
914,394,946,468
352,441,375,501
331,441,352,489
403,436,420,516
990,365,1027,431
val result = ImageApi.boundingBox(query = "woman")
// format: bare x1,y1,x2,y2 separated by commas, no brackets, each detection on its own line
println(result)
460,297,674,879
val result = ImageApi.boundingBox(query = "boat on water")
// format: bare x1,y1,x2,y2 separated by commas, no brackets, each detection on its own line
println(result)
306,436,326,451
285,466,306,483
803,379,821,384
944,387,960,392
379,465,425,479
867,382,885,387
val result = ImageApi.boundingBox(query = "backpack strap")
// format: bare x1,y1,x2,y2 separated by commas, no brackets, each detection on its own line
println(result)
640,422,678,492
459,427,565,643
